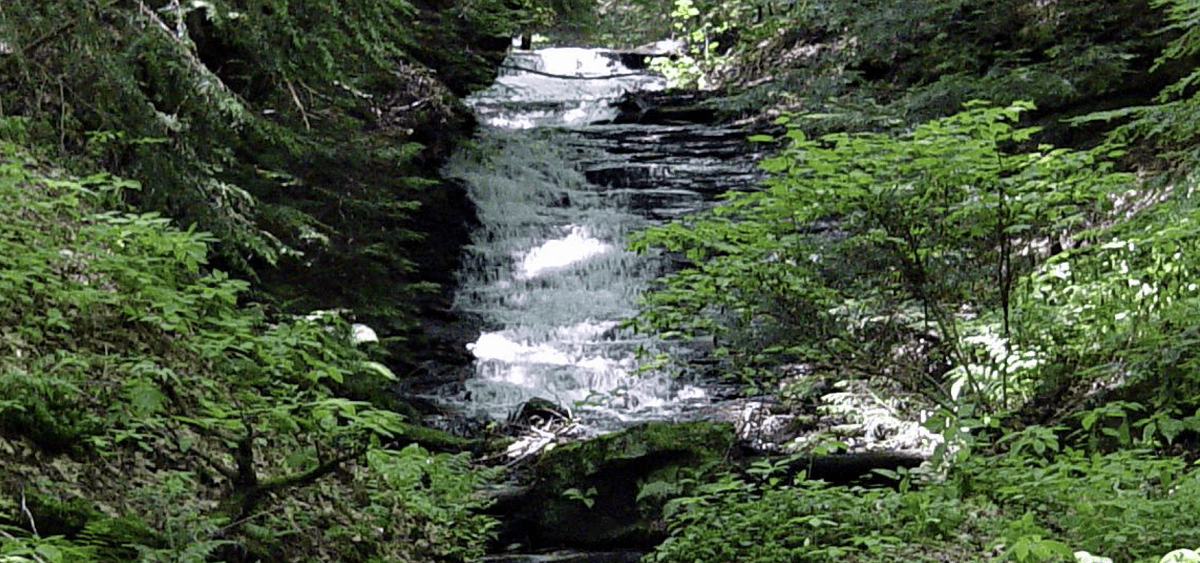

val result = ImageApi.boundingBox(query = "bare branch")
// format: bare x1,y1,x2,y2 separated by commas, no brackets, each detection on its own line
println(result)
285,80,311,130
231,443,375,520
20,492,38,536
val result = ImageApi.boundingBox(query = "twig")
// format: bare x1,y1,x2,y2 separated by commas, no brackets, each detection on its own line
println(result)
297,79,335,103
285,80,311,130
234,445,369,518
256,447,365,493
218,503,287,532
396,97,430,112
20,492,38,536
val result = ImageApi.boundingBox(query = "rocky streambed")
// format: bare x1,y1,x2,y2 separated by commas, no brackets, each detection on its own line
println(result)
415,47,942,558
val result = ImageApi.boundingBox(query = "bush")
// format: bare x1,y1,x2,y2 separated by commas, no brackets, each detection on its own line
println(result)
647,431,1200,563
0,140,497,562
628,101,1128,408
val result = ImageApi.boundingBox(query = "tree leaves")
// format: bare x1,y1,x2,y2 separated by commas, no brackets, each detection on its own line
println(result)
630,102,1129,405
0,143,497,561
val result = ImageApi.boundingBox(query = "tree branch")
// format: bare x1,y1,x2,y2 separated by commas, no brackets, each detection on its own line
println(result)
257,446,366,495
285,80,311,130
231,442,382,520
132,0,247,113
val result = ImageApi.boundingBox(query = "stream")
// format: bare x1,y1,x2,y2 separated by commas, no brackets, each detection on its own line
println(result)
441,47,764,434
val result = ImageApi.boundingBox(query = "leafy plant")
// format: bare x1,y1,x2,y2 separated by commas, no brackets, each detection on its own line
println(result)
0,143,498,561
629,101,1128,410
0,0,516,372
648,429,1200,563
562,487,599,509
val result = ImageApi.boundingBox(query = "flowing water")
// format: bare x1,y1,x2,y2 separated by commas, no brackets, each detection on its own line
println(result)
443,47,763,433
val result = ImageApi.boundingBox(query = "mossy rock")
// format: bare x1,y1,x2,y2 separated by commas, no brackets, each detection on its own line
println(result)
8,488,97,537
501,421,736,549
3,487,159,560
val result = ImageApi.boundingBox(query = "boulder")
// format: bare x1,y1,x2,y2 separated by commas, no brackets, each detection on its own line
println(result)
495,421,736,549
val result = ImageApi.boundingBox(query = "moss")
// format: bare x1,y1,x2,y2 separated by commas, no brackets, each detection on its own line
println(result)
536,421,735,488
514,421,737,547
396,422,480,453
14,488,98,537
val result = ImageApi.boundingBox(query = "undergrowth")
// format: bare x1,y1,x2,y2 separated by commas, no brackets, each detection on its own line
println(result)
635,2,1200,562
648,425,1200,563
0,136,498,562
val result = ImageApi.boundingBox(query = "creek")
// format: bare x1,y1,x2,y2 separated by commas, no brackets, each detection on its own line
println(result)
440,47,764,434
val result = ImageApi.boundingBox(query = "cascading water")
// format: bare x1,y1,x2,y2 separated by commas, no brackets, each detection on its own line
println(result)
469,47,665,129
443,47,761,433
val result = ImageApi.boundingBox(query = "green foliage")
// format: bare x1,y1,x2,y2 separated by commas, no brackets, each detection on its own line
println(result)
511,0,599,36
629,102,1128,407
648,428,1200,563
0,0,512,365
1009,186,1200,409
244,445,500,562
536,0,674,47
562,486,599,509
646,467,961,563
1082,0,1200,168
626,0,1161,130
630,6,1200,560
0,144,497,561
0,533,100,563
968,442,1200,561
644,0,733,89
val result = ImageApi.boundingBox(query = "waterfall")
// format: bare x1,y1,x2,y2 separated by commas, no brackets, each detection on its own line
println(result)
468,48,665,129
443,47,758,433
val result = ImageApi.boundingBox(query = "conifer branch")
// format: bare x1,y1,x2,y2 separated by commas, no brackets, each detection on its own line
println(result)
133,0,248,116
19,0,123,56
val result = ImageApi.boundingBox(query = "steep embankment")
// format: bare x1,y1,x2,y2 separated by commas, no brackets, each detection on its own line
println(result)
0,140,499,562
0,0,513,370
624,0,1175,143
591,3,1200,563
0,1,517,561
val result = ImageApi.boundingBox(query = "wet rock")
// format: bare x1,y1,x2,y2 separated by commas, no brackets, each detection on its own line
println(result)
609,91,717,124
567,124,765,220
493,421,736,549
774,451,927,487
508,398,572,426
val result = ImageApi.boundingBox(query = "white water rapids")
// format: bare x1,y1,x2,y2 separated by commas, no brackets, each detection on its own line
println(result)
468,47,666,129
439,46,945,458
445,48,712,433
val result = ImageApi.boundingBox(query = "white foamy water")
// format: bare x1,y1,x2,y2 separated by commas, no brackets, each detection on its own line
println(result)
463,319,682,414
517,225,613,279
444,47,711,432
466,48,665,128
